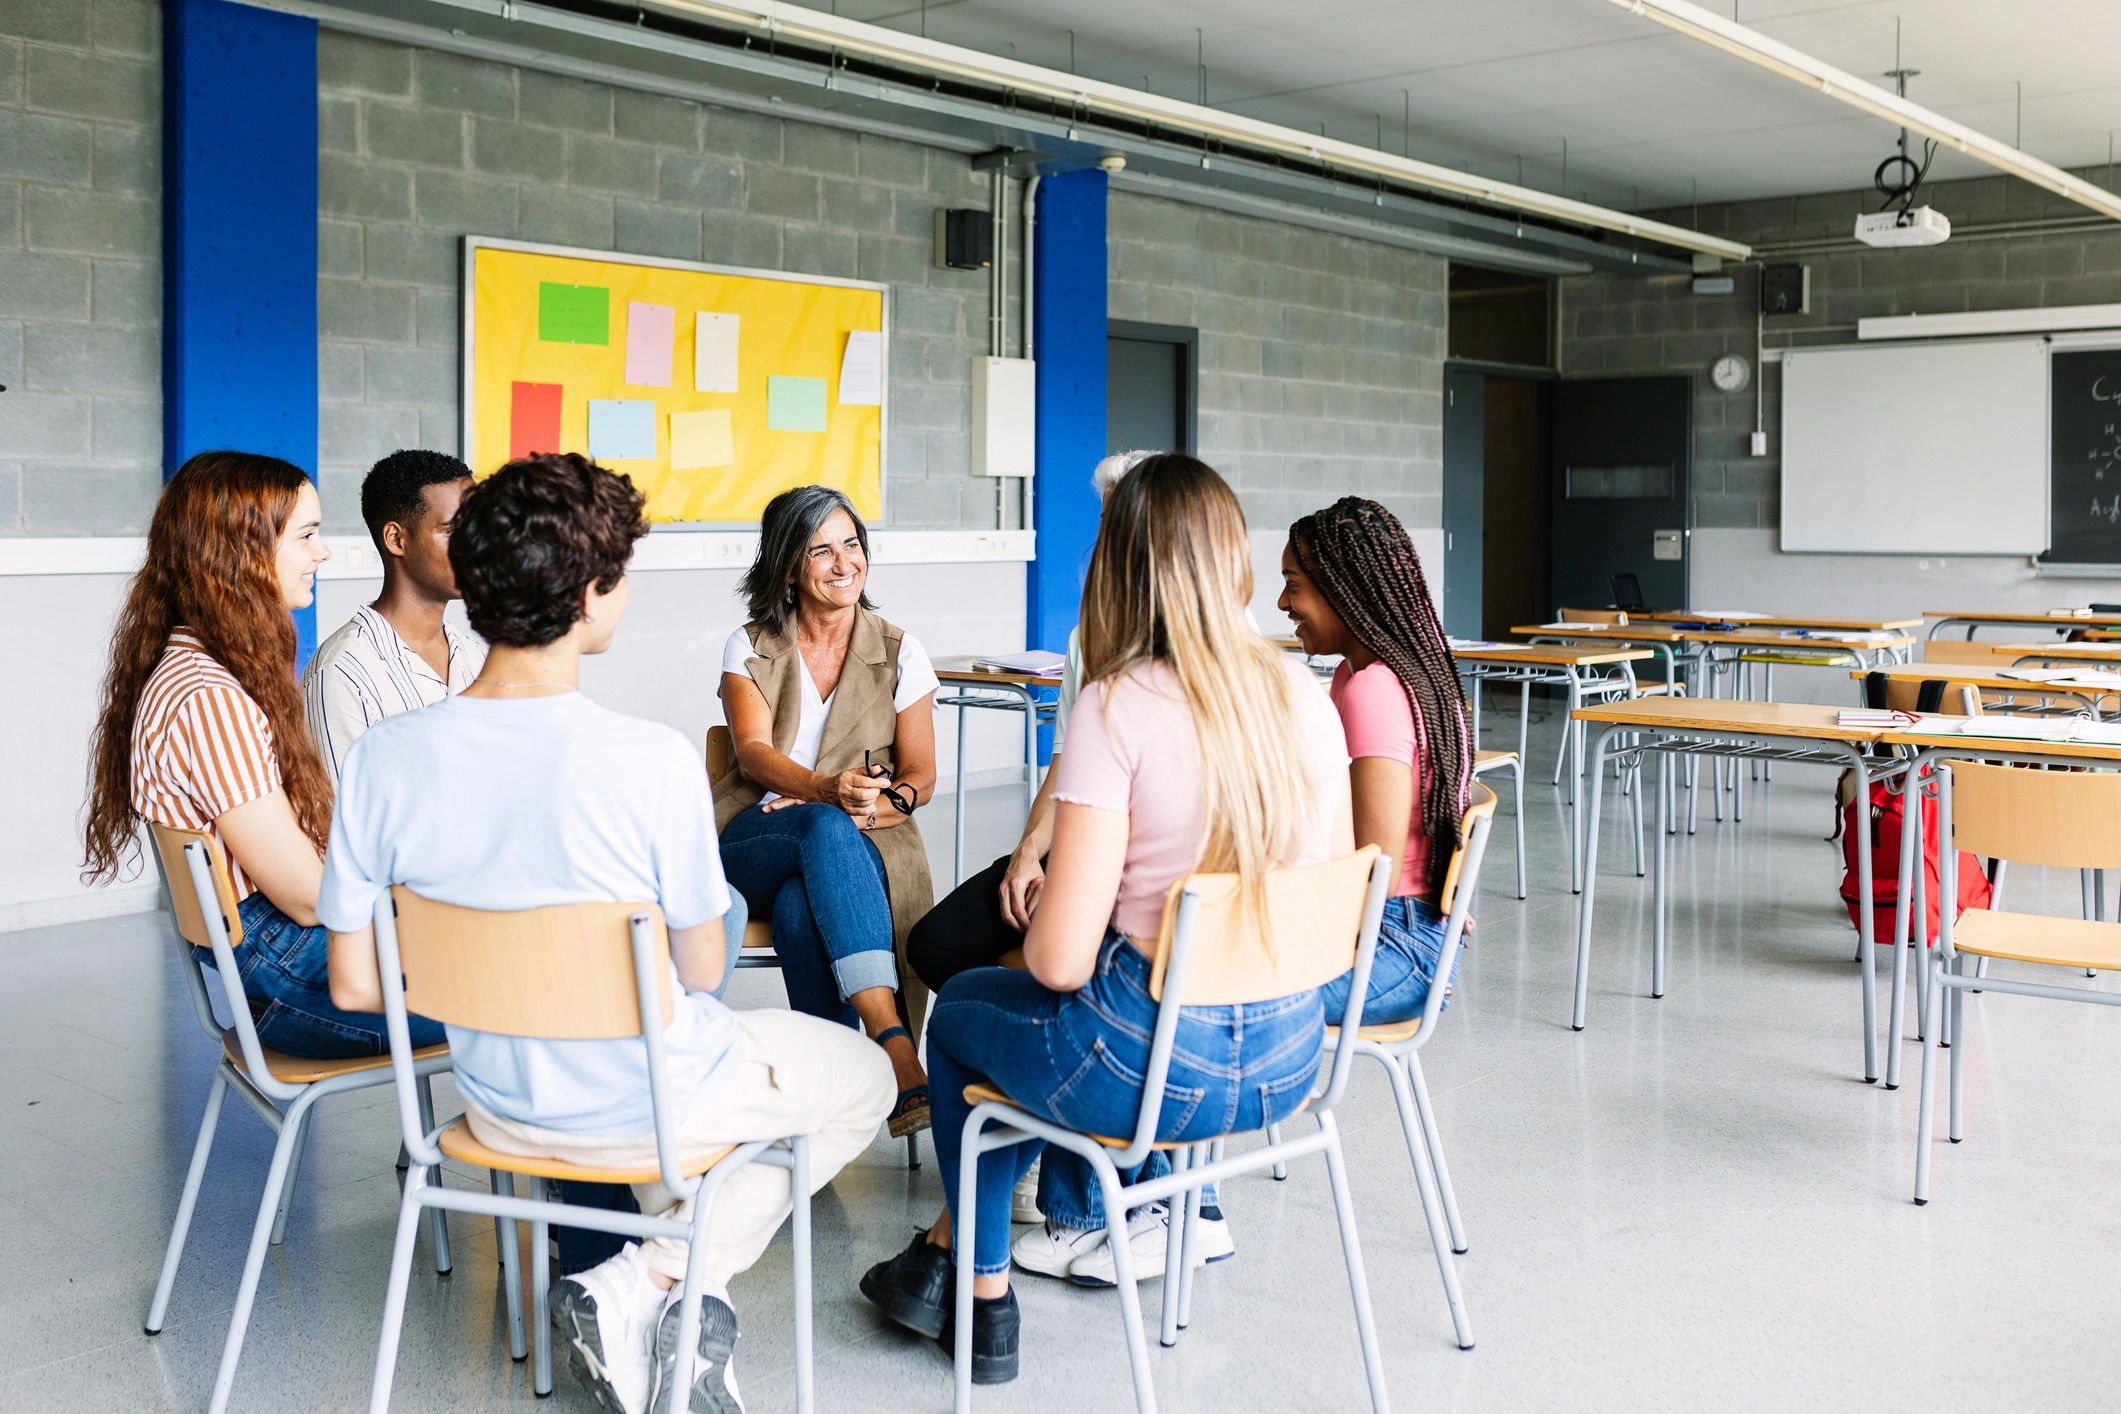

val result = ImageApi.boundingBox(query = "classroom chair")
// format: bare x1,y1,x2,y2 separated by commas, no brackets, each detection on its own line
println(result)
950,846,1400,1414
1912,763,2121,1204
1472,750,1525,898
363,888,817,1412
707,725,922,1169
1321,783,1497,1350
143,825,453,1414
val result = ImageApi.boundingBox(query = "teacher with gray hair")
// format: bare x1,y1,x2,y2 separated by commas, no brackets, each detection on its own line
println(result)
715,484,940,1139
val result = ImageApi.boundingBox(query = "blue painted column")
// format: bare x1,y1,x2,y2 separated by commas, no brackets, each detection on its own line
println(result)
164,0,321,663
1027,169,1108,662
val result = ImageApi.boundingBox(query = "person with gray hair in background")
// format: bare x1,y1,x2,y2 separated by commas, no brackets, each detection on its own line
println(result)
716,484,942,1141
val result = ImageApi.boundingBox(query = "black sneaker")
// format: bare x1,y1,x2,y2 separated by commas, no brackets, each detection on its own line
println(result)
935,1286,1021,1386
859,1231,954,1339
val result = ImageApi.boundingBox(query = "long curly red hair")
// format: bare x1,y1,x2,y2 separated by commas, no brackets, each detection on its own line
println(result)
83,451,335,884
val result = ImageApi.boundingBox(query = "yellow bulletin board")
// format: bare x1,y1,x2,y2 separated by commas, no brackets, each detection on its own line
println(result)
462,237,888,524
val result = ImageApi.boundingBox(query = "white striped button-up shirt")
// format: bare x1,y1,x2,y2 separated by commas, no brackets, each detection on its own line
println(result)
301,606,484,777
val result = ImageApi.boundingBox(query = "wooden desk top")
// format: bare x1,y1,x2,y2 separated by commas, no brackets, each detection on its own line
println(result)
1879,722,2121,763
932,657,1060,689
1642,611,1923,632
1518,623,1910,653
1570,696,1906,742
1924,610,2121,628
1952,640,2121,660
1510,622,1690,644
1847,664,2121,695
1453,644,1653,668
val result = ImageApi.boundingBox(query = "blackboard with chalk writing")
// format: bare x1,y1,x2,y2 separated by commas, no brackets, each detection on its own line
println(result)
2048,348,2121,564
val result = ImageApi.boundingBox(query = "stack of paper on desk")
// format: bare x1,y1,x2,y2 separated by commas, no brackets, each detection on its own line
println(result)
970,651,1065,678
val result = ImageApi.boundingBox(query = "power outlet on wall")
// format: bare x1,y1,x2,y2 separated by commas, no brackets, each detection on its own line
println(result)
1749,430,1768,457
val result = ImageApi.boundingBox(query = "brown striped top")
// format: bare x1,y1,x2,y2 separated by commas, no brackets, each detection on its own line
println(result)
130,631,284,899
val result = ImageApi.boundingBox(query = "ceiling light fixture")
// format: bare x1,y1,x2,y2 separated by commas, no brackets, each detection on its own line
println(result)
1604,0,2121,224
645,0,1748,259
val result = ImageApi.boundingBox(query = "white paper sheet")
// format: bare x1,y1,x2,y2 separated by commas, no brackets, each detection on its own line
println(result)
695,312,739,394
838,330,882,406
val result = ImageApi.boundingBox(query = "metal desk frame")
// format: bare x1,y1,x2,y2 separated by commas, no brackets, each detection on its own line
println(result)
934,674,1057,888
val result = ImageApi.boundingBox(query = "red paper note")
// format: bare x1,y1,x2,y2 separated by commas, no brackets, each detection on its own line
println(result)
510,381,562,460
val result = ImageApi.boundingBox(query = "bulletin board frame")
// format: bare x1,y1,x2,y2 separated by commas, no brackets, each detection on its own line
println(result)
459,235,891,527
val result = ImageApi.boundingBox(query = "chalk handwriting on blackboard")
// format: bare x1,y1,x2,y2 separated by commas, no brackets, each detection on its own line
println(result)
2095,495,2121,525
2093,376,2121,404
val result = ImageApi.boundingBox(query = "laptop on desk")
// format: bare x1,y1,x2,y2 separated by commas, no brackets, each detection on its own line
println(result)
1609,573,1648,615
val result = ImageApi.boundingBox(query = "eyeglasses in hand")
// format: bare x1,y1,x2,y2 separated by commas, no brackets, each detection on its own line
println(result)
864,749,917,816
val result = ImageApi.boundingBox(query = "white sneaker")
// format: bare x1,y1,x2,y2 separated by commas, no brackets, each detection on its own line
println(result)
1011,1218,1112,1279
552,1243,662,1414
649,1285,743,1414
1011,1159,1043,1224
1068,1203,1236,1287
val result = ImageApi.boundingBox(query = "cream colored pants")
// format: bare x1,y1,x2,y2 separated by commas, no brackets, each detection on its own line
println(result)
466,1009,895,1286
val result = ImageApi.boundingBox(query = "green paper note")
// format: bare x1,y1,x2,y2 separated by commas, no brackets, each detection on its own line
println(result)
538,282,609,345
766,375,828,432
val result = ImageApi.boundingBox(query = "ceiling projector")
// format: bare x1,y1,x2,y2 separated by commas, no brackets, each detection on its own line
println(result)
1854,206,1950,248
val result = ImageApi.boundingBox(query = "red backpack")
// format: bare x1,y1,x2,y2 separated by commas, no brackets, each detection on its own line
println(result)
1838,771,1991,946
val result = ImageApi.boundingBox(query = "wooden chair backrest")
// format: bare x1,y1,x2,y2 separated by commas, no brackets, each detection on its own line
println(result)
705,725,734,785
1878,679,1981,716
389,887,674,1040
149,822,246,949
1147,846,1382,1006
1436,782,1500,916
1559,608,1628,626
1920,640,2003,666
1944,762,2121,871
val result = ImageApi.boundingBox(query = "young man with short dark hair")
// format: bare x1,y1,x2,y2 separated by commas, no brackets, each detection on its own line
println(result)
302,449,485,774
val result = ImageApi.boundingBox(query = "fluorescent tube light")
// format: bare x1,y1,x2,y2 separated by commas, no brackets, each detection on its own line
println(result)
647,1,1749,260
1606,0,2121,225
1859,305,2121,340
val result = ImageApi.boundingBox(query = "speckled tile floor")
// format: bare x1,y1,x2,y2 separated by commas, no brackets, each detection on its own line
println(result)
5,737,2118,1411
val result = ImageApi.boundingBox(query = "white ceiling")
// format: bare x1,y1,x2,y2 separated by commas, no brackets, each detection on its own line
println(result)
828,0,2121,210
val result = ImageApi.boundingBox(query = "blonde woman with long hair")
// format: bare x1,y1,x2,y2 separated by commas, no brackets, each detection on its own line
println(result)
860,454,1352,1383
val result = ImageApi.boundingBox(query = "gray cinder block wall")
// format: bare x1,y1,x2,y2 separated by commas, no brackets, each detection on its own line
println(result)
0,0,163,534
1560,170,2121,531
1108,190,1448,533
315,32,998,533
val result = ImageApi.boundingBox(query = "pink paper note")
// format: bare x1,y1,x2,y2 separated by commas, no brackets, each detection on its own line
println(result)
624,301,675,388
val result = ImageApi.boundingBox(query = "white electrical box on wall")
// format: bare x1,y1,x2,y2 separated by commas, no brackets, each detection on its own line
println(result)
972,356,1036,477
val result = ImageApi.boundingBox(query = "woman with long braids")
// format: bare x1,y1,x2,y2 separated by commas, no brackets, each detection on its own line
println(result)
83,450,444,1058
1279,496,1474,1022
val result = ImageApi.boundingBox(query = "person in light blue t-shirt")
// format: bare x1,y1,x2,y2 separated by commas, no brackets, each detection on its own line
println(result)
320,453,893,1414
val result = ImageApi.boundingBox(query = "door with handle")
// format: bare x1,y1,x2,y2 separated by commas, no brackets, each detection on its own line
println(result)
1441,366,1484,638
1549,375,1691,618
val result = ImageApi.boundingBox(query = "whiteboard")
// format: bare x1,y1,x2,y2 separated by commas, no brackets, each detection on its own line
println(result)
1780,338,2049,554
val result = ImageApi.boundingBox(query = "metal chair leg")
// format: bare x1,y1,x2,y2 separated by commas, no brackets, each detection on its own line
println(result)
1628,753,1646,878
1267,1121,1288,1181
414,1074,452,1275
366,1166,429,1414
1382,1056,1471,1349
1175,1143,1210,1332
146,1069,229,1334
1404,1055,1467,1255
906,1131,921,1170
207,1095,311,1414
1913,960,1942,1205
269,1107,313,1247
1321,1114,1405,1403
1158,1146,1189,1347
1947,963,1966,1143
1096,1165,1160,1414
529,1177,553,1397
1509,758,1527,898
494,1172,527,1363
792,1137,815,1414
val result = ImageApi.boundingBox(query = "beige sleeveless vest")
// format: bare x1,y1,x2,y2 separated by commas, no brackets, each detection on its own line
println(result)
712,608,937,1032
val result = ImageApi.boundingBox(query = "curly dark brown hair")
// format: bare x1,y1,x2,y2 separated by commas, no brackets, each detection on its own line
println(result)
83,451,335,884
450,452,649,647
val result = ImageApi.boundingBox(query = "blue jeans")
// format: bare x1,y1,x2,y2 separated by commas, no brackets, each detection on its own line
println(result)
192,893,447,1059
556,890,746,1276
927,934,1326,1276
1316,896,1454,1026
719,802,898,1023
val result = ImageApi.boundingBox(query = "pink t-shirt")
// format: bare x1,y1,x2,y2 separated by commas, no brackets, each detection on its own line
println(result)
1052,657,1350,941
1330,660,1434,899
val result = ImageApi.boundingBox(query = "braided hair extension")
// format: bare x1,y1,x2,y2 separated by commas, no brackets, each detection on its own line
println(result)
1289,497,1471,895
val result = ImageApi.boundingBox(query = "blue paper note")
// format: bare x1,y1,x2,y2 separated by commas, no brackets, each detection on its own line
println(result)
766,376,828,432
588,399,657,460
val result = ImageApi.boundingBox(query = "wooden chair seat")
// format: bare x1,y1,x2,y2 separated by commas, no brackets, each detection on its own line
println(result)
220,1028,446,1085
961,1081,1308,1150
1472,749,1516,771
1326,1016,1423,1046
434,1117,736,1185
1951,909,2121,971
